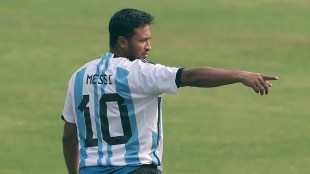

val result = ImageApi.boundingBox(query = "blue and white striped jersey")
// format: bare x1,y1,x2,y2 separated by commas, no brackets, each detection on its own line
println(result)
62,52,181,171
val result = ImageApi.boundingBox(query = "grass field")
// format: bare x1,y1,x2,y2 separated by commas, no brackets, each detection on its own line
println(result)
1,0,309,173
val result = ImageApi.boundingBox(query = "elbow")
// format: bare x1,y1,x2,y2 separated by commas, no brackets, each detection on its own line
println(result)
62,134,73,144
62,133,78,143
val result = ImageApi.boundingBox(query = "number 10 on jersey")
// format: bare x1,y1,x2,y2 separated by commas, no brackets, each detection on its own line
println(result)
78,93,133,147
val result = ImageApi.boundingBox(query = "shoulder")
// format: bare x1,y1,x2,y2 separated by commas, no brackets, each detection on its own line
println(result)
67,58,101,83
128,58,180,81
139,58,157,65
125,59,161,75
110,58,158,73
70,58,101,76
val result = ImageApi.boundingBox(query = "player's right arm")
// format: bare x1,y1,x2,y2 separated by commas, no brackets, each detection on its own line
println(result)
180,67,278,95
62,121,79,174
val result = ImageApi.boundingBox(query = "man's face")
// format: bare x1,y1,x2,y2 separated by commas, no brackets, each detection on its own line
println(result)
125,25,152,60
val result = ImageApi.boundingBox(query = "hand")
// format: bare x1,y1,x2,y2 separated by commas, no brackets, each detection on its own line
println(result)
240,71,278,95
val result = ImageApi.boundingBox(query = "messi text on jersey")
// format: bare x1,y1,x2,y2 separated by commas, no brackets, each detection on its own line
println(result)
86,74,112,85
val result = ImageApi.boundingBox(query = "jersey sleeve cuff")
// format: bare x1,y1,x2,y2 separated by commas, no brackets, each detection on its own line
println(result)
175,68,185,88
61,115,66,121
61,114,75,123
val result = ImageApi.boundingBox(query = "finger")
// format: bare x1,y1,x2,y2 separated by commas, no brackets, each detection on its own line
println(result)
254,89,261,94
258,78,269,95
264,83,269,95
262,75,279,81
252,84,260,94
266,81,272,87
260,88,264,95
253,88,260,94
254,81,264,95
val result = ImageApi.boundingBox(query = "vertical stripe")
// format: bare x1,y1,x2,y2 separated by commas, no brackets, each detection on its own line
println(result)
100,53,113,165
157,97,162,165
150,132,159,166
115,67,141,165
157,97,162,147
94,54,106,165
150,97,162,165
74,67,87,168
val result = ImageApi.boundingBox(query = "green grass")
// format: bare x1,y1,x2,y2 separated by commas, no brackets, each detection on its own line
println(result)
1,0,309,173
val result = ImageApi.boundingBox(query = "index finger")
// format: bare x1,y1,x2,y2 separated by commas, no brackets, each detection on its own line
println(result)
262,75,279,81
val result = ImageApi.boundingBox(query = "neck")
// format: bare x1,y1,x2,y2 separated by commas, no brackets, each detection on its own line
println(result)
109,47,125,58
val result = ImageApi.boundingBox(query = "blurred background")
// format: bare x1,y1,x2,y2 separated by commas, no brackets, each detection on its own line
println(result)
0,0,309,173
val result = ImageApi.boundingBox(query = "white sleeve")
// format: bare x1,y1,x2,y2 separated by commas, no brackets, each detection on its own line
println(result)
132,61,180,95
61,77,76,123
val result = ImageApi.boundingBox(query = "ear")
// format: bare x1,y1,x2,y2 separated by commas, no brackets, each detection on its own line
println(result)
117,36,128,49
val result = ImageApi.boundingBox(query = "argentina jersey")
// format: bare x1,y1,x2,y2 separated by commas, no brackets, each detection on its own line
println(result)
62,52,182,171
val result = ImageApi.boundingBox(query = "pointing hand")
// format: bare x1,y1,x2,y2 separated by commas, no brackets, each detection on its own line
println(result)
240,72,279,95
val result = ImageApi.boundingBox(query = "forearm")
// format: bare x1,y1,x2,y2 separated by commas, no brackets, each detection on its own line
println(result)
181,67,242,87
63,136,79,174
62,122,79,174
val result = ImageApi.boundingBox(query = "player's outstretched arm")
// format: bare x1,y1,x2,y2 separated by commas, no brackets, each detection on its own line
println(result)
180,67,278,95
62,122,79,174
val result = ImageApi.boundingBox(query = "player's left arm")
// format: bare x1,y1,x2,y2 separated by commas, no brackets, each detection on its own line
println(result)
179,67,278,95
62,121,79,174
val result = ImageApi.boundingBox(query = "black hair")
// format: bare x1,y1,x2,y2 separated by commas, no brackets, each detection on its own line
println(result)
109,8,154,48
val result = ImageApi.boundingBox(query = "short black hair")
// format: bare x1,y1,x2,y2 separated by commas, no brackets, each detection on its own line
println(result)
109,8,154,48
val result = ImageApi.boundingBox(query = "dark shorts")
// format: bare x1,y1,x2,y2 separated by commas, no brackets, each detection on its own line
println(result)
128,165,158,174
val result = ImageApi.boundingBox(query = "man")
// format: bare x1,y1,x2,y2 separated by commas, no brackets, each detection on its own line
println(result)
61,8,278,174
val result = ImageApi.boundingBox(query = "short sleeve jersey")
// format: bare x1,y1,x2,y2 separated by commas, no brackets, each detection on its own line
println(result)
62,52,182,170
